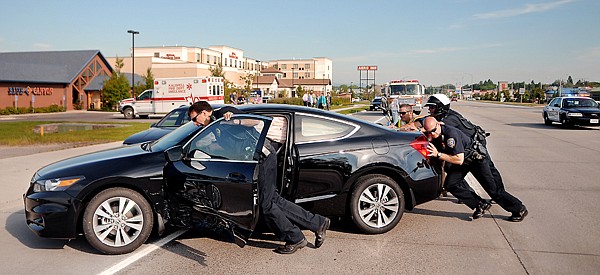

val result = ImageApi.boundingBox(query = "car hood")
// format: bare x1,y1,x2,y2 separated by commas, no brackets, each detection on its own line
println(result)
563,107,600,113
35,144,160,180
123,127,175,145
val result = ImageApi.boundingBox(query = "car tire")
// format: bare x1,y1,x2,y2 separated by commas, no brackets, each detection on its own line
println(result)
82,187,154,255
560,116,571,128
123,107,135,119
543,112,552,125
349,174,404,234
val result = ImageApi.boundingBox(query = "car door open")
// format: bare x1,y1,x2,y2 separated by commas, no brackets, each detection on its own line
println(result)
163,114,272,247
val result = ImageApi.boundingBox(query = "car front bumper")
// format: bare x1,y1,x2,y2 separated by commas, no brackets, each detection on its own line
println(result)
566,117,600,126
23,190,81,239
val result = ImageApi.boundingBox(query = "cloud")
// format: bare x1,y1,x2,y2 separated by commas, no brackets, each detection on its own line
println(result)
474,0,575,20
33,43,53,49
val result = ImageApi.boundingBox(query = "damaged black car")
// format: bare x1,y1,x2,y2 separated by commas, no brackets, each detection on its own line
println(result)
24,105,441,254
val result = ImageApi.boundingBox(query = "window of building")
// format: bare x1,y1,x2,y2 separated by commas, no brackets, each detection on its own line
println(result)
293,72,298,78
282,64,287,70
225,58,228,66
305,64,310,70
154,52,160,57
206,54,210,64
305,72,310,78
293,64,298,69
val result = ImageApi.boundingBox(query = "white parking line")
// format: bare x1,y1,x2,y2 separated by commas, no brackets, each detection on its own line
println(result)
97,229,188,275
375,116,388,124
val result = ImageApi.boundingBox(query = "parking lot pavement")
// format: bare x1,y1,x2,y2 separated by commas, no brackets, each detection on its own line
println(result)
0,141,123,209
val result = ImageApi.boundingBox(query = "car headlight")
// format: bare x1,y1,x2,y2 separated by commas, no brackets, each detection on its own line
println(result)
567,112,583,117
33,176,85,192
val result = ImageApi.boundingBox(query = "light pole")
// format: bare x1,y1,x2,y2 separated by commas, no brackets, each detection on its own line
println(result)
127,30,139,98
291,67,295,97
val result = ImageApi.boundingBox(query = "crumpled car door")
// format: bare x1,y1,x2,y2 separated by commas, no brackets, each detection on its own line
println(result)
164,114,272,247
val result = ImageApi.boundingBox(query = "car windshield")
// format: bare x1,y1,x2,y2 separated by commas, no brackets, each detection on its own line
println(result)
373,98,381,102
390,84,420,96
562,98,598,108
156,108,190,127
148,121,202,152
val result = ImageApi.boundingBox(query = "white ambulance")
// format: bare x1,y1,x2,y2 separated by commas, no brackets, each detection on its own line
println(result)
118,77,225,119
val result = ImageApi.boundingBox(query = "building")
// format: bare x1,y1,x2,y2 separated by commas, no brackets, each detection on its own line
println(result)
0,50,112,110
107,45,263,89
108,45,332,98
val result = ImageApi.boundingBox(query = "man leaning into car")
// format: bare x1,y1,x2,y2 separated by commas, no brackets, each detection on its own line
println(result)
188,101,331,254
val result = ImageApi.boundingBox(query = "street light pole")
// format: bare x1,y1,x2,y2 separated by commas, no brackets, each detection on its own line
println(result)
291,67,295,97
127,30,139,99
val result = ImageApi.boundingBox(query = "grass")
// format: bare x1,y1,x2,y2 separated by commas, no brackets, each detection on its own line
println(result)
337,106,371,114
0,121,152,146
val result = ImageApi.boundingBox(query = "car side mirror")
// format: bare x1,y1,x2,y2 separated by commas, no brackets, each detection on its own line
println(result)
164,145,183,162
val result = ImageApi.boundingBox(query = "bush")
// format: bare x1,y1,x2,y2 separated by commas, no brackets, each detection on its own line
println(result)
0,104,64,115
269,97,304,106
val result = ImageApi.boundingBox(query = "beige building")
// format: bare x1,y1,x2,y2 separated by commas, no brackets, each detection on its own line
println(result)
107,45,332,98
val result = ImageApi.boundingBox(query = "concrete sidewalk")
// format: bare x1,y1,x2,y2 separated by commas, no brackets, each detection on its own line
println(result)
0,141,123,209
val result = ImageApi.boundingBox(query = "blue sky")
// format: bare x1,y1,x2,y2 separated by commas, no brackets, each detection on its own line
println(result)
1,0,599,86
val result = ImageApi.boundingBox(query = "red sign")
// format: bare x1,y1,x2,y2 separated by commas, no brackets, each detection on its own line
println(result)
229,52,238,59
357,66,378,71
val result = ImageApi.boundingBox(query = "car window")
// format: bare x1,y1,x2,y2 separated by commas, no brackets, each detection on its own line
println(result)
549,98,559,106
294,113,358,143
189,118,265,161
158,109,189,127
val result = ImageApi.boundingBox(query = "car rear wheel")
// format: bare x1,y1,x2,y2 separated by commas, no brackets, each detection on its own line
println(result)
123,107,135,119
349,174,404,234
83,187,154,255
543,112,552,125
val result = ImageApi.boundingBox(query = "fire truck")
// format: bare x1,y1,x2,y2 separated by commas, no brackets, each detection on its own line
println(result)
381,79,427,115
118,77,224,119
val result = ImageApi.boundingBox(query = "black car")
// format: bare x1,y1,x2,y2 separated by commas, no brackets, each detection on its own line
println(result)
370,97,383,111
543,96,600,127
123,104,223,145
24,104,441,254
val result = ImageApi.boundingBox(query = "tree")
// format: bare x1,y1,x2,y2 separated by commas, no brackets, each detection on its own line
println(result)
101,57,130,110
134,68,154,96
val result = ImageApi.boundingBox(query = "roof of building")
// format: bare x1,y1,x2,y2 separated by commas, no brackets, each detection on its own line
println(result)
254,75,278,85
0,50,112,84
260,67,282,74
278,78,330,88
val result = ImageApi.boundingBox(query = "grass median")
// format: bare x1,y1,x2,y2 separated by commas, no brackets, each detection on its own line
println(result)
0,121,152,146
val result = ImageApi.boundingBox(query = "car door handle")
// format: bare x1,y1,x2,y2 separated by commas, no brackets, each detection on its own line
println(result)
226,173,246,183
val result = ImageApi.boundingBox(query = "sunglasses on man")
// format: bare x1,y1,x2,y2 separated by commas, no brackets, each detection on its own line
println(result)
423,127,437,135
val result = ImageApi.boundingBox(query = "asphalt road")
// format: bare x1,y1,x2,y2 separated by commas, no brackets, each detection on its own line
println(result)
1,101,599,274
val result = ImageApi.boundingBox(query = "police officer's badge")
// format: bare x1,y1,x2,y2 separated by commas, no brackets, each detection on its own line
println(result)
447,138,456,148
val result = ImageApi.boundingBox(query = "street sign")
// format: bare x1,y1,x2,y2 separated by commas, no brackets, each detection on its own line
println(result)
519,88,525,94
357,66,378,71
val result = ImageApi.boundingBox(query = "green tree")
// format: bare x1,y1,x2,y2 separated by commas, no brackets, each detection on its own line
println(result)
101,57,130,110
134,68,154,96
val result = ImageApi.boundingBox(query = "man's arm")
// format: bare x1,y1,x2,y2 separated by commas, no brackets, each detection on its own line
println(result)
426,143,464,165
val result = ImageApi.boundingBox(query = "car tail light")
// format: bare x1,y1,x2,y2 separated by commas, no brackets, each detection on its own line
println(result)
410,135,429,158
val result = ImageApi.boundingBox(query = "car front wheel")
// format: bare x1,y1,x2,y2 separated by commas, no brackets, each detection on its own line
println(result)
543,112,552,125
350,174,404,234
83,187,154,255
123,107,135,119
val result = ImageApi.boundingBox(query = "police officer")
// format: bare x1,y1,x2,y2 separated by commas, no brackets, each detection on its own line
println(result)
423,117,492,219
188,101,331,253
425,94,528,222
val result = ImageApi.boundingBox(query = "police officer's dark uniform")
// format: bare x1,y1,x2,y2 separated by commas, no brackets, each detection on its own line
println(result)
426,95,528,222
193,102,330,253
430,123,492,218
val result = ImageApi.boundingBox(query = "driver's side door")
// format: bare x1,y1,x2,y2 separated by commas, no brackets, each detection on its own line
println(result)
163,114,272,246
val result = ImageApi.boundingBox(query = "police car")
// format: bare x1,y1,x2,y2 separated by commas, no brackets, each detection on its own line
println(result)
543,96,600,127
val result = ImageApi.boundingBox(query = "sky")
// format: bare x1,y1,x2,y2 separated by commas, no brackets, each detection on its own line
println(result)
1,0,599,86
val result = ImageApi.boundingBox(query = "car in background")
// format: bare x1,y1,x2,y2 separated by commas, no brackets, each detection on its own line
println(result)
123,106,190,145
543,96,600,127
370,96,383,111
123,104,224,145
451,97,458,102
24,104,442,255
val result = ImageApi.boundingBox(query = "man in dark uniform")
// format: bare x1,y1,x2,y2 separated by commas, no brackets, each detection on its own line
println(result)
425,94,528,222
423,117,492,219
188,101,331,253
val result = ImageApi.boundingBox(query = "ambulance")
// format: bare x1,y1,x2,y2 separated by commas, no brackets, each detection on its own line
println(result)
382,79,427,115
118,77,224,119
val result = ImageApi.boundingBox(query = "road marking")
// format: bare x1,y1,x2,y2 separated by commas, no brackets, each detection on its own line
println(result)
97,229,187,275
375,116,387,124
